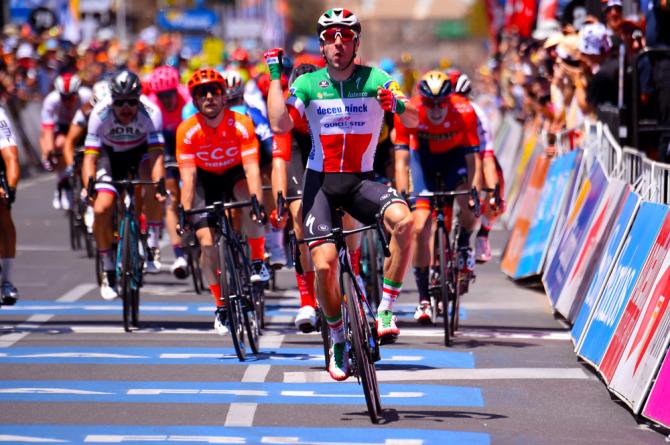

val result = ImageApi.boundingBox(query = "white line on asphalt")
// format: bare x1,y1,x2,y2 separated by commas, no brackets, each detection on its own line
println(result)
259,334,284,350
16,174,53,191
56,284,97,303
16,245,71,252
0,314,53,348
223,402,258,427
283,367,592,383
242,364,271,383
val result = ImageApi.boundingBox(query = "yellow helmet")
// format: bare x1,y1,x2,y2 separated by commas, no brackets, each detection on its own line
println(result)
418,70,452,99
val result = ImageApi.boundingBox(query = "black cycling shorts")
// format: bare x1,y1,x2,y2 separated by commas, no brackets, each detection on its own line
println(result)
191,165,246,230
162,129,179,180
95,143,149,195
286,131,311,197
301,169,407,247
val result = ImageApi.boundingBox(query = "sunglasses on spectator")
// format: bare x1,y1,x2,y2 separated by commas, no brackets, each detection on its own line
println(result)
421,98,449,109
193,84,223,99
320,27,358,44
113,98,139,107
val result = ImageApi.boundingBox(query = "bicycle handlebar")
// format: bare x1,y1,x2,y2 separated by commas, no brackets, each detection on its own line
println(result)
86,176,166,200
275,191,302,223
289,213,390,275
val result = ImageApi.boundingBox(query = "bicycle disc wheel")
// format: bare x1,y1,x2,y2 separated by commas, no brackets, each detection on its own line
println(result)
244,286,261,354
220,242,246,361
437,226,451,347
187,248,202,294
68,209,77,250
344,274,381,424
236,247,259,354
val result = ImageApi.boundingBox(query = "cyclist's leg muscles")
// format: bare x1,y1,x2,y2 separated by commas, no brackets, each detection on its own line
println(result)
0,202,16,258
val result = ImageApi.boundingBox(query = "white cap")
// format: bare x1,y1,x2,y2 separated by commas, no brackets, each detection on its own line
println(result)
16,42,34,59
579,23,612,55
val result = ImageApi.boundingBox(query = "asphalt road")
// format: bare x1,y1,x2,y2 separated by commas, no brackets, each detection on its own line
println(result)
0,173,667,445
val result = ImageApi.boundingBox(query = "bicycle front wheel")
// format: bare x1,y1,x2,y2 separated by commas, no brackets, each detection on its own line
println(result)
119,218,132,332
344,274,382,424
437,226,451,347
219,241,246,361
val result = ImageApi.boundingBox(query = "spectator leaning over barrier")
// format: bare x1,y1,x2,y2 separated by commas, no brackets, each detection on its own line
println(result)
576,22,615,116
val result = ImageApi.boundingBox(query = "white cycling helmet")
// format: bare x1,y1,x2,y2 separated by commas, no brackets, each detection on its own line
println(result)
91,80,110,105
54,73,81,96
454,73,472,95
317,8,361,37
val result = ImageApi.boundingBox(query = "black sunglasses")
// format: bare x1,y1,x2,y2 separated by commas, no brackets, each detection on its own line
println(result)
113,98,139,107
194,84,223,99
157,90,176,99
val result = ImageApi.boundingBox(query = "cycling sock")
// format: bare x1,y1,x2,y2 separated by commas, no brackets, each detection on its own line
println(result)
325,312,345,344
296,270,317,308
477,216,491,238
412,267,430,303
173,244,185,259
1,258,13,282
208,283,225,307
378,278,402,312
147,221,162,249
99,249,114,271
458,228,472,249
350,247,361,276
248,236,265,261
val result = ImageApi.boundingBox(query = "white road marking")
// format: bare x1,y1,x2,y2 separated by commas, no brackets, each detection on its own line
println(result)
56,283,97,303
283,367,592,383
224,402,258,427
0,388,112,395
0,435,64,443
16,245,70,252
85,435,245,443
242,364,271,383
16,174,53,191
259,333,284,350
0,314,53,348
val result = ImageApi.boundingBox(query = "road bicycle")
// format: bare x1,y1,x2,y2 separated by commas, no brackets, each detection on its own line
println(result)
67,149,95,258
88,175,165,332
180,195,265,361
290,210,390,423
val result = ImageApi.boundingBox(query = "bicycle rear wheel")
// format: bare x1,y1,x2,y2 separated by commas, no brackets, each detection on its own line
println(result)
219,241,246,361
234,246,260,354
187,246,202,294
344,274,382,424
318,306,331,370
437,226,451,347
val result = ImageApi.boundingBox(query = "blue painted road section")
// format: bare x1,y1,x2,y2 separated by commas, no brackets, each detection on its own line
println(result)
0,301,468,321
0,380,483,407
0,346,475,368
0,425,491,445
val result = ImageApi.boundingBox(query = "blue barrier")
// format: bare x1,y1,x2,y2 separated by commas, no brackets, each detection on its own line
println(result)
576,202,668,368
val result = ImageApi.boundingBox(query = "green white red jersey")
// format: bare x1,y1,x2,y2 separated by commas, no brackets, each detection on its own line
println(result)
286,65,407,173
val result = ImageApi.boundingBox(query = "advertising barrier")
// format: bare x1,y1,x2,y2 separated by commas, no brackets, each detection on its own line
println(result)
576,202,668,368
643,351,670,429
607,241,670,412
554,179,630,322
571,190,639,347
543,162,609,306
505,135,543,226
600,212,670,383
513,150,581,279
500,155,551,277
495,116,523,190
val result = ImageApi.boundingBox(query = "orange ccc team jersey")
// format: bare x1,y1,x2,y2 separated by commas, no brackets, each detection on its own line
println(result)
176,109,259,174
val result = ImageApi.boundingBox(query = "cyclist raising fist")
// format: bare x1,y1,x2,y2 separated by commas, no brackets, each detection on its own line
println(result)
265,8,418,381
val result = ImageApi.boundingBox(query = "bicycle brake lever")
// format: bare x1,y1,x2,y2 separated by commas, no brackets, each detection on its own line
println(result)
470,187,481,218
289,230,303,275
86,176,97,200
157,177,167,197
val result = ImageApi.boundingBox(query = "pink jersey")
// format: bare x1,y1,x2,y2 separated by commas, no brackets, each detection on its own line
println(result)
147,85,191,132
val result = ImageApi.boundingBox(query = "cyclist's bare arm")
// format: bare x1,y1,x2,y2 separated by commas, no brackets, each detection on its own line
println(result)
482,155,498,190
271,132,291,207
179,166,196,212
243,161,264,207
465,152,481,192
267,79,294,133
396,100,419,129
394,148,410,195
63,124,84,167
82,153,97,190
40,126,55,158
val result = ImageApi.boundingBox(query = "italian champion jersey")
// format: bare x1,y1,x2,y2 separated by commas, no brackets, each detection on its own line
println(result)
287,65,406,173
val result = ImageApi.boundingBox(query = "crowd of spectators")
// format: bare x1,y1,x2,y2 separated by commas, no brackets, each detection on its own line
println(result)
491,0,670,160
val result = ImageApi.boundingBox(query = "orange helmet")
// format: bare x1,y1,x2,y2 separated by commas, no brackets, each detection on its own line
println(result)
187,68,225,96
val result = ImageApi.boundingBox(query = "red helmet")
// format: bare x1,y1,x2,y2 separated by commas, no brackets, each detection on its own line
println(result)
187,68,225,96
445,68,462,87
150,66,180,93
231,48,249,64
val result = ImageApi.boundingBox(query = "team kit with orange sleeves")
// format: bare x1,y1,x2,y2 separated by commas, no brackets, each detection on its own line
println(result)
176,108,259,229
